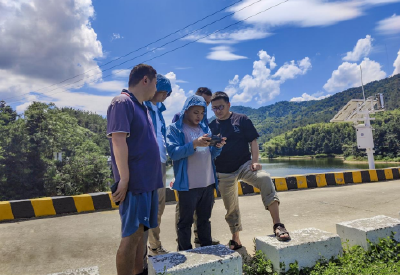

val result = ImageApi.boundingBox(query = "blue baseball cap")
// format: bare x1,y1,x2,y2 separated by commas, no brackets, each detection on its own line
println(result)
156,74,172,96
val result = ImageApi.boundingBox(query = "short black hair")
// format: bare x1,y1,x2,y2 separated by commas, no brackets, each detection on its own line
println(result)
211,91,229,103
128,64,157,88
195,87,212,97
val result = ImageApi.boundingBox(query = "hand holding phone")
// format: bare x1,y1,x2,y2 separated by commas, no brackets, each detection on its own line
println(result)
209,135,222,146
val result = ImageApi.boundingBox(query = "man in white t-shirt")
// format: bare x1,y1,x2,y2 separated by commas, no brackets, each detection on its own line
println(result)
144,74,172,256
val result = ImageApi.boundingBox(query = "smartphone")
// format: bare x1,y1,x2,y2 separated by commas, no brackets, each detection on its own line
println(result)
209,135,222,146
110,181,120,205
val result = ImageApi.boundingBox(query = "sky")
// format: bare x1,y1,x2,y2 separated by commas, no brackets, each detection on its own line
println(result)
0,0,400,123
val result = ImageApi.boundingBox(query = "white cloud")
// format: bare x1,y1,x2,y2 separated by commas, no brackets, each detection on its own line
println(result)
174,67,192,70
343,35,373,62
393,49,400,75
229,0,400,28
112,69,130,78
207,46,247,61
0,0,103,104
15,89,114,115
183,28,271,44
225,50,311,105
290,92,330,102
376,14,400,35
111,33,123,41
90,80,126,92
163,72,190,124
273,57,311,81
16,94,38,113
175,79,188,83
229,75,240,85
323,58,386,93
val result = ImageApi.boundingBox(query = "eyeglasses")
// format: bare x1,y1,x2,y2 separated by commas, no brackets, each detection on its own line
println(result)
167,91,172,97
212,105,225,111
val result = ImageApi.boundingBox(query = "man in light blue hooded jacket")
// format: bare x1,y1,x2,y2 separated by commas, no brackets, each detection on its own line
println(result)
144,74,172,256
166,95,226,251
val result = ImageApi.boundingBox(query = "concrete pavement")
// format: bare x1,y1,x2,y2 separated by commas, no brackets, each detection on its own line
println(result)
1,180,399,275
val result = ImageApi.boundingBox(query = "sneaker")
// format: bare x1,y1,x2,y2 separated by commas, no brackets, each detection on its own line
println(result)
194,237,220,245
136,268,148,275
148,245,169,256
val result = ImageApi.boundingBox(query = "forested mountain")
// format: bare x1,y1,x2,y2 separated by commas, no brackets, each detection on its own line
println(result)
263,109,400,160
231,74,400,144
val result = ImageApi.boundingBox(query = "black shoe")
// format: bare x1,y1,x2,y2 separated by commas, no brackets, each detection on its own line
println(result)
135,268,148,275
194,237,220,245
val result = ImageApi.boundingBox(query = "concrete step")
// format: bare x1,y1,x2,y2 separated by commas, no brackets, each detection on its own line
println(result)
336,215,400,250
148,244,242,275
255,228,342,273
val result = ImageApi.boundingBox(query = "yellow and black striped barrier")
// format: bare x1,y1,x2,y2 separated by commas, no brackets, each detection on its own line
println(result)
1,167,399,222
167,167,400,201
0,192,118,223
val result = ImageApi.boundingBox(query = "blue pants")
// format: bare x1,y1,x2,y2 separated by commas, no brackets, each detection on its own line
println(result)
177,184,214,251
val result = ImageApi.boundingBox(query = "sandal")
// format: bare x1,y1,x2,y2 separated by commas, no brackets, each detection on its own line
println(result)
273,223,291,241
228,240,243,250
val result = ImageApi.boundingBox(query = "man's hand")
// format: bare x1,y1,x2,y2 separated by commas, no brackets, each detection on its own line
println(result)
112,179,128,203
193,134,211,148
250,162,262,171
216,137,227,148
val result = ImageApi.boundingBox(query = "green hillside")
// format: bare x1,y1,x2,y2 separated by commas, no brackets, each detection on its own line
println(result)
263,109,400,160
231,74,400,143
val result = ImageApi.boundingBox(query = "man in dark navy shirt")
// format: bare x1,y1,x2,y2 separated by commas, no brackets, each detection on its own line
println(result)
209,92,290,251
107,64,162,275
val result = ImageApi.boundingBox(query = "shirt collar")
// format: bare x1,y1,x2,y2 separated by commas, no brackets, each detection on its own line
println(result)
121,89,140,103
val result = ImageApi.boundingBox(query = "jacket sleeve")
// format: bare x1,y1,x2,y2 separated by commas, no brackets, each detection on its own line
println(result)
211,146,222,159
166,125,195,161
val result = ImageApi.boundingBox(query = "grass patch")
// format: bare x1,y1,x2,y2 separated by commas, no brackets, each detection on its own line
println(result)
244,233,400,275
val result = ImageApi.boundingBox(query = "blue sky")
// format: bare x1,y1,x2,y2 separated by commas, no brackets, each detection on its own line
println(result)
0,0,399,122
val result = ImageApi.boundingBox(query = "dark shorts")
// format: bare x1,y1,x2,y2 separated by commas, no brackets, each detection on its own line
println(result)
119,190,159,238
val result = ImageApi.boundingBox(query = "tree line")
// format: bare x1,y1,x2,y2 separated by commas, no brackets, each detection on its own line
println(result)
263,109,400,160
0,101,111,201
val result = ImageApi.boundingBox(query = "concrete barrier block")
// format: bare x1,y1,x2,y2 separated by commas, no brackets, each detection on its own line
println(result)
255,228,342,273
336,215,400,250
148,244,242,275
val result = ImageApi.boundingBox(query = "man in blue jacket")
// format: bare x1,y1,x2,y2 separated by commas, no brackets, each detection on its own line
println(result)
144,74,172,256
166,95,226,250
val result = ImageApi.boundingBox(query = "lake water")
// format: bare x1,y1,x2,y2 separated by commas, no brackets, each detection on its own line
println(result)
165,158,398,184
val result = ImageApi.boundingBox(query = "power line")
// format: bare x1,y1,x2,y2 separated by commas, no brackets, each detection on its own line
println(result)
4,0,266,103
6,0,289,104
2,0,243,101
4,0,267,104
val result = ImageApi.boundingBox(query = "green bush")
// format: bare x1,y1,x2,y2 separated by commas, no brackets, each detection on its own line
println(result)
0,102,111,200
244,233,400,275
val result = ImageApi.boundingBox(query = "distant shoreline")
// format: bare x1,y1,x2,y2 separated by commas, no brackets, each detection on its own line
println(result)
261,155,400,164
344,160,400,164
261,155,340,160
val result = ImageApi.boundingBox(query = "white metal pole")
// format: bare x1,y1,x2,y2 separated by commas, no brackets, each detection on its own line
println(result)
364,112,375,169
366,148,375,169
360,66,366,102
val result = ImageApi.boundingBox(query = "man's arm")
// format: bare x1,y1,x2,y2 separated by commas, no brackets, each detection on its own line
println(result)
112,132,129,203
250,139,262,171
